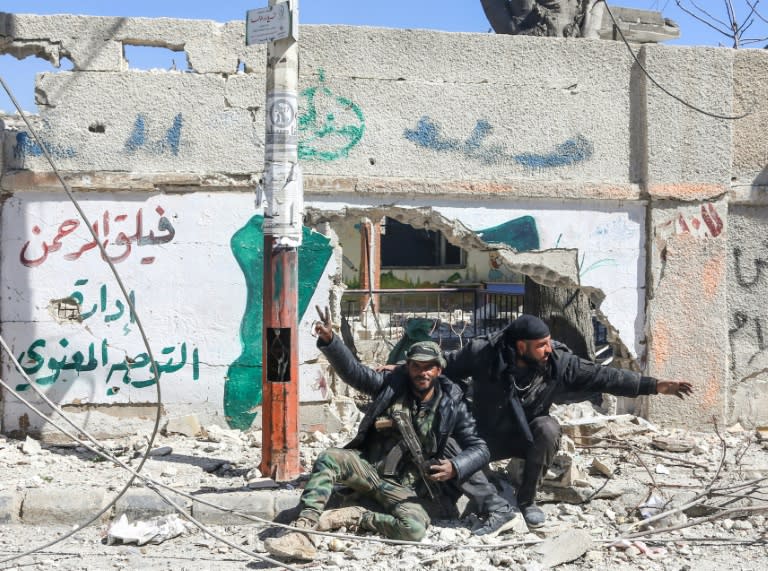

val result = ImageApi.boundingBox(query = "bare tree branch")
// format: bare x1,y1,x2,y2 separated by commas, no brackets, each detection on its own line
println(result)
687,0,732,28
747,0,768,24
676,0,768,48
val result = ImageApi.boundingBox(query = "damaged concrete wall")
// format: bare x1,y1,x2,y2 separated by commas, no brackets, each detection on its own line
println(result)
0,13,766,431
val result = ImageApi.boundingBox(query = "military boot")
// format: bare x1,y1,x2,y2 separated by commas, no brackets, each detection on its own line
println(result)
317,506,370,532
264,517,317,561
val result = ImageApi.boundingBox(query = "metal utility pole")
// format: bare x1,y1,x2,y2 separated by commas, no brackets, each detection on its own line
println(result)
247,0,302,481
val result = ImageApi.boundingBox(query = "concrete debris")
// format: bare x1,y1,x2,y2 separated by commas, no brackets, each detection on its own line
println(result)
246,477,279,490
244,429,262,448
652,435,695,453
590,457,615,477
164,415,202,438
533,528,593,568
202,425,242,445
558,413,656,444
148,446,173,457
654,463,670,474
727,422,746,433
20,436,42,455
2,402,768,569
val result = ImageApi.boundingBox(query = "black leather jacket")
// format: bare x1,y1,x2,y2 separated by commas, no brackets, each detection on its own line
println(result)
318,335,490,481
444,327,658,447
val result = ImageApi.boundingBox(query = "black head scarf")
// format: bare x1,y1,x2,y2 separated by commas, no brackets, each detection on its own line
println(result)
505,314,550,342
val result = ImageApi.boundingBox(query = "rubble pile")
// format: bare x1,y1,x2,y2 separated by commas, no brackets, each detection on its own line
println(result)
1,403,767,569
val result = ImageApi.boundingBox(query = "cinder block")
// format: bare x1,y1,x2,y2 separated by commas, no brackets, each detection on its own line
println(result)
22,488,109,525
0,493,21,524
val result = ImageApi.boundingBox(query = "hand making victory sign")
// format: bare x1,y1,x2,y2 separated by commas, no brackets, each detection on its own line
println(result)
314,305,333,343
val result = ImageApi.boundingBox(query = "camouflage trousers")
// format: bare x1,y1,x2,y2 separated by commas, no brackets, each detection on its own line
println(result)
298,447,430,541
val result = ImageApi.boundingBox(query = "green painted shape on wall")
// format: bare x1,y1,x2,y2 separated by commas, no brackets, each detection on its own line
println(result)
475,215,540,252
225,216,333,430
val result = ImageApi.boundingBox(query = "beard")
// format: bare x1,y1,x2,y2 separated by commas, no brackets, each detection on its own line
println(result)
520,351,548,374
410,377,436,397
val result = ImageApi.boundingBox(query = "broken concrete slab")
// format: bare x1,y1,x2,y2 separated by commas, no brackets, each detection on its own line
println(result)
534,528,593,568
164,415,202,438
652,435,695,453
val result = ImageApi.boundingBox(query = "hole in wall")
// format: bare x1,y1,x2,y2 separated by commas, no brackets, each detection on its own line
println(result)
123,45,189,71
88,123,106,133
0,54,74,114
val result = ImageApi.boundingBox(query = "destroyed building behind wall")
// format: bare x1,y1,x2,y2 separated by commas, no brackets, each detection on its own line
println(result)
0,13,766,436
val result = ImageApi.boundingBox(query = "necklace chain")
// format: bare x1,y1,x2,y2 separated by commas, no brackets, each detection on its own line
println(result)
511,375,532,393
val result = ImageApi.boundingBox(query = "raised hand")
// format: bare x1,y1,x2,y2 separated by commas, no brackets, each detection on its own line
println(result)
314,305,333,343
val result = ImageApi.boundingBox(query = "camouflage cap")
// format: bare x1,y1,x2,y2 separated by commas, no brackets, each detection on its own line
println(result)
405,341,446,368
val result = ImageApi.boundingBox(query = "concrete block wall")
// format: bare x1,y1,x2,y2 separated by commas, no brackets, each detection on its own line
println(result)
1,13,767,431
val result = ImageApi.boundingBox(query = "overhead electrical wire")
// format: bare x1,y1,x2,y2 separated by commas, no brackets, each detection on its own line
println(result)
602,0,751,121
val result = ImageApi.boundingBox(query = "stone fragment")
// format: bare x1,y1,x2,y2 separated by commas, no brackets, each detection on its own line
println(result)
245,430,263,448
148,446,173,457
20,436,42,455
561,414,655,444
652,435,695,453
164,415,202,437
534,529,593,568
203,425,243,445
247,478,279,490
246,467,262,480
727,422,745,433
591,457,615,477
538,484,595,504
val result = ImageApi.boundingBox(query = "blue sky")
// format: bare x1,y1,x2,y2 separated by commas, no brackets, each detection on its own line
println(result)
1,1,766,112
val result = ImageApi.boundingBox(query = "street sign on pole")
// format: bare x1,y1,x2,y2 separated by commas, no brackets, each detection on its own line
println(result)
246,3,295,45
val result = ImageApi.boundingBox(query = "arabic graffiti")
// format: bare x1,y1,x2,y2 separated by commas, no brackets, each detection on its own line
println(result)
733,244,768,290
64,278,136,333
225,215,333,430
298,69,365,162
19,206,176,267
13,132,77,160
125,113,184,156
675,204,724,238
15,282,198,394
16,337,199,394
403,116,594,168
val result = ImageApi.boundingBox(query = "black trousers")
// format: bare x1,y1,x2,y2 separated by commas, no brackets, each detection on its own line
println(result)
446,415,562,514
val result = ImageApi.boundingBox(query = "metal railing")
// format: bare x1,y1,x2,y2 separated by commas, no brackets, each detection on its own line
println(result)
341,287,524,350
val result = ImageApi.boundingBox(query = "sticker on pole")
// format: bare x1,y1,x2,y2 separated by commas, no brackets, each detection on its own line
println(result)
246,3,292,45
265,91,298,160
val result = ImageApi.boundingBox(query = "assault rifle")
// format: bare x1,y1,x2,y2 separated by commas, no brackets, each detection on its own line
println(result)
391,409,440,500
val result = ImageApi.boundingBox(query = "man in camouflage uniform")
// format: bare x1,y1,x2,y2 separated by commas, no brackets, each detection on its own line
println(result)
265,307,489,561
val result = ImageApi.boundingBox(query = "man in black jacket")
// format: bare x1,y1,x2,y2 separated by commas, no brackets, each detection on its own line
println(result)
444,314,693,528
265,307,490,561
